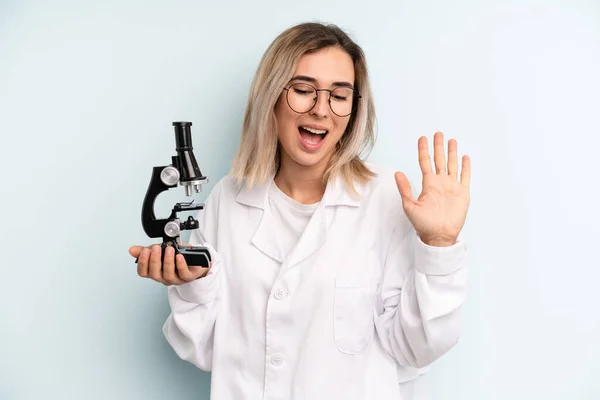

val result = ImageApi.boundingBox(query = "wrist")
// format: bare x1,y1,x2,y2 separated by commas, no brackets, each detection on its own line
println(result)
420,235,457,247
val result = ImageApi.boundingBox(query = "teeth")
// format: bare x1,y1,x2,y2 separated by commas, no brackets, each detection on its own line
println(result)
301,126,327,135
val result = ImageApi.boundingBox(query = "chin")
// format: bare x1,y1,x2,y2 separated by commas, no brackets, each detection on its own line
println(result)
291,152,326,167
286,145,336,169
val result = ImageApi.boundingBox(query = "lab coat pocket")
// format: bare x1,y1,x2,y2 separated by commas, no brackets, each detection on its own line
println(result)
333,278,377,355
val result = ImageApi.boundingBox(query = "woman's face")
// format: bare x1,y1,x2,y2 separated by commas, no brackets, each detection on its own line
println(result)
274,46,355,173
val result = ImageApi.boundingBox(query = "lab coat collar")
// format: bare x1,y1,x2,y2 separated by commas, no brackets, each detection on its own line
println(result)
235,172,362,209
235,172,361,266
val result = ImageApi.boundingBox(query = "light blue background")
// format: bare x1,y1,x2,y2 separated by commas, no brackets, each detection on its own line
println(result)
1,0,599,399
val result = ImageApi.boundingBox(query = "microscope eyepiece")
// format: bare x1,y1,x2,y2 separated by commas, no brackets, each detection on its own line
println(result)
172,121,207,195
173,121,193,151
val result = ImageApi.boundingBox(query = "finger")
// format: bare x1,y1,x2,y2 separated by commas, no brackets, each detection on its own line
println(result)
394,171,418,216
190,265,210,280
137,246,151,278
162,246,185,285
434,131,446,174
148,245,164,282
447,139,458,179
460,155,471,187
175,254,209,282
129,245,143,258
417,136,433,175
131,245,152,262
394,171,413,202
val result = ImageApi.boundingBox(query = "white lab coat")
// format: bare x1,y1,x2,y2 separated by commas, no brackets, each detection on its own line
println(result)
162,163,468,400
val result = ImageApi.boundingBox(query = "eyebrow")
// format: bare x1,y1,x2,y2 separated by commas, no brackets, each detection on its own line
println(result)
290,75,354,89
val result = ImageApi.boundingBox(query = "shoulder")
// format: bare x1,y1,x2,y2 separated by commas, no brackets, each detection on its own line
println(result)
355,162,412,227
205,173,269,207
359,162,401,200
205,174,240,203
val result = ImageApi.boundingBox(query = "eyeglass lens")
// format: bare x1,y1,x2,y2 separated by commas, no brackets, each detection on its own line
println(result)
286,83,356,117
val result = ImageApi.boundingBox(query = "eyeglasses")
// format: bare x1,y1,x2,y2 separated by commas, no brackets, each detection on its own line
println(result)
283,83,361,117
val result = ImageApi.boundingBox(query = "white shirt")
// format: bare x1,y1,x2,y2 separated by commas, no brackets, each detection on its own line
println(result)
268,181,319,259
162,163,468,400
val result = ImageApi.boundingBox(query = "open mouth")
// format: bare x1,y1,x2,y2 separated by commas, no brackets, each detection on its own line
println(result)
298,125,328,148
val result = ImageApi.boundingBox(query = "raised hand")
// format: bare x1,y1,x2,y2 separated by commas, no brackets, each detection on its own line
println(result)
394,132,471,247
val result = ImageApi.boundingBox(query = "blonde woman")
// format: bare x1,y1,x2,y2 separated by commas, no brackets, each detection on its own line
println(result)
130,22,471,400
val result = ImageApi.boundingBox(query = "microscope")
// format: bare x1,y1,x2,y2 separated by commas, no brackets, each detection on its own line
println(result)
138,121,212,269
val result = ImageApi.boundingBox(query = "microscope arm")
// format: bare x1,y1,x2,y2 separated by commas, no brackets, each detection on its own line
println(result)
139,164,212,269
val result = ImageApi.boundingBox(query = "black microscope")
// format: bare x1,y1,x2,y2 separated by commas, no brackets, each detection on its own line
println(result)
138,121,212,268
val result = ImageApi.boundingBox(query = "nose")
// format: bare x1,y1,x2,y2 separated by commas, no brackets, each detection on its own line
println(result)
310,90,330,118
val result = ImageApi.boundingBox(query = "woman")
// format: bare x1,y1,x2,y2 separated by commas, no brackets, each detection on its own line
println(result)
129,22,471,400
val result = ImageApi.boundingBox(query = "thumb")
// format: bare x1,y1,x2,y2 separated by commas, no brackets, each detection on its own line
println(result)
394,171,413,203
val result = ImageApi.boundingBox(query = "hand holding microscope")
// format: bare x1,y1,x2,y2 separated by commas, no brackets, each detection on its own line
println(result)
136,121,212,269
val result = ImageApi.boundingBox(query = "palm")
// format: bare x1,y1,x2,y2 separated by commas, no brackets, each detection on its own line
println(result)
395,132,471,246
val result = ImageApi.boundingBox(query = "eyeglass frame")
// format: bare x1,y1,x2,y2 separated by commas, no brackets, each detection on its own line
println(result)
282,82,362,117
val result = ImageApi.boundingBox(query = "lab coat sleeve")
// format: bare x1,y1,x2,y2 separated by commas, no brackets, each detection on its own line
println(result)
374,208,468,369
162,179,224,371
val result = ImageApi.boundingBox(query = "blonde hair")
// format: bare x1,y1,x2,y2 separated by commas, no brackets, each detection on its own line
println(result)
229,22,377,195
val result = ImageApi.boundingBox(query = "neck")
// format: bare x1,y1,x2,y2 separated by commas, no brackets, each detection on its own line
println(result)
274,154,329,205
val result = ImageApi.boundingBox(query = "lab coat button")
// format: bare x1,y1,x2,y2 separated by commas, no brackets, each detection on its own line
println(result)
274,288,288,300
270,354,284,366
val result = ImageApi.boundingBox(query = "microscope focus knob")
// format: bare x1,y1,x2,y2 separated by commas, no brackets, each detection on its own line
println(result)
160,166,180,186
164,221,181,238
